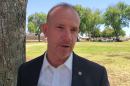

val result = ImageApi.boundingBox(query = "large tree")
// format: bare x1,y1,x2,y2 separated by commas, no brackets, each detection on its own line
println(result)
28,12,47,42
102,27,115,38
91,28,102,39
102,27,126,38
103,2,130,41
74,5,86,35
91,10,102,39
0,0,27,86
82,8,102,39
118,29,126,37
75,5,102,40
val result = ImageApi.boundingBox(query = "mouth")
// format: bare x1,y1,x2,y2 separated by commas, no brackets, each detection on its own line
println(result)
61,45,70,48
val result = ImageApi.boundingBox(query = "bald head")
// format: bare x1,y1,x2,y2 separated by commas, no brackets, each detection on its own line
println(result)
47,3,79,24
42,3,80,60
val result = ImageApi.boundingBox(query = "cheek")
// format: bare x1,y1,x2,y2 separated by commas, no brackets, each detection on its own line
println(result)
47,31,60,43
71,36,77,47
72,34,78,41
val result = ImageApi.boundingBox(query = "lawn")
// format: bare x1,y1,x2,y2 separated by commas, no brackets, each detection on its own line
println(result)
26,41,130,86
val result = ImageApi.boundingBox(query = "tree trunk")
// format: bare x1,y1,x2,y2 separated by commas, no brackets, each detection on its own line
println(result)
92,31,94,41
38,34,40,42
115,30,119,41
0,0,27,86
88,31,91,41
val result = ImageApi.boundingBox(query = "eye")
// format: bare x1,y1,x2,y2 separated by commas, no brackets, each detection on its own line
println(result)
71,28,77,32
58,26,63,29
71,29,76,31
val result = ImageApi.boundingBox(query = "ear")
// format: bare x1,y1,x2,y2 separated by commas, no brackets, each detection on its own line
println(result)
42,23,48,37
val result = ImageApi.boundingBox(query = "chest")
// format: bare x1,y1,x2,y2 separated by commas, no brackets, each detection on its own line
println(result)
38,65,72,86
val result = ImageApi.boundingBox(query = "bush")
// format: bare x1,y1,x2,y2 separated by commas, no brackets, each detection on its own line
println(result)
98,39,102,42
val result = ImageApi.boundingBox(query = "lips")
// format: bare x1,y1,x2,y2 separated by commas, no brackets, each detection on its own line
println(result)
62,45,69,48
61,44,70,48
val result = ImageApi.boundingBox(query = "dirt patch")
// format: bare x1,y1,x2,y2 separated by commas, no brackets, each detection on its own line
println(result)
108,69,130,86
93,59,114,65
107,54,121,57
124,57,130,60
26,44,46,47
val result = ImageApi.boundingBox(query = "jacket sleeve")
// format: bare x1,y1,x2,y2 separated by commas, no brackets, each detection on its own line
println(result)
100,67,110,86
17,65,22,86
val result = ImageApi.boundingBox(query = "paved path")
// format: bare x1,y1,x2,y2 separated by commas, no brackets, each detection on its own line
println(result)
26,43,46,47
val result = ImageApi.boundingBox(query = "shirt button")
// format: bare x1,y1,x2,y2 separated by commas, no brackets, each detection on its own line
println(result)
55,76,57,79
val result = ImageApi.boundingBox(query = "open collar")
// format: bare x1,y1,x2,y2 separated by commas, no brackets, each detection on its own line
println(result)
29,52,86,86
41,51,73,72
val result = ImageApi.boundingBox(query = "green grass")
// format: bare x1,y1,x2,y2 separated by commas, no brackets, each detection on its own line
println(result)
26,41,130,86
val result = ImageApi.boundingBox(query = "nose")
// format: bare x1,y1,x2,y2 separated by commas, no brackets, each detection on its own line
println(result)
62,30,72,42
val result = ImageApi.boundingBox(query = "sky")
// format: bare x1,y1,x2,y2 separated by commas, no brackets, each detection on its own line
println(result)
26,0,130,36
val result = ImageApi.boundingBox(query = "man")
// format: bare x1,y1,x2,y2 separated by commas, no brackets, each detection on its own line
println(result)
17,3,110,86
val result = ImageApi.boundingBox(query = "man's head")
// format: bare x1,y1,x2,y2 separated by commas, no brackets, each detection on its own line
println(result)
42,3,80,59
46,3,78,24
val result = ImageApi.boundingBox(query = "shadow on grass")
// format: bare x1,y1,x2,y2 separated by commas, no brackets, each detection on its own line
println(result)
124,57,130,60
107,54,121,57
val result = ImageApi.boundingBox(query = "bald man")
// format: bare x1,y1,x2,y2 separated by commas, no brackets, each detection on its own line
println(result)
17,3,110,86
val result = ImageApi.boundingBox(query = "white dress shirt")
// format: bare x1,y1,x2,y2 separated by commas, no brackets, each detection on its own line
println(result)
38,52,73,86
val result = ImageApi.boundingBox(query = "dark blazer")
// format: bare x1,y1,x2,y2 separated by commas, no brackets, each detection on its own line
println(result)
17,52,110,86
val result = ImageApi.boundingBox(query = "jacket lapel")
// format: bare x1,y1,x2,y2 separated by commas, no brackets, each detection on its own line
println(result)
71,52,85,86
28,53,85,86
30,54,44,86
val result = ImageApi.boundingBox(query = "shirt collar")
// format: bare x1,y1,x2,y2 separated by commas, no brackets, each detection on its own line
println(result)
63,52,73,71
41,51,73,71
42,51,50,71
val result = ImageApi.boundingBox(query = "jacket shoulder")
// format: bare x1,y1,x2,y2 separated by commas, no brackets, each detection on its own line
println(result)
19,54,44,70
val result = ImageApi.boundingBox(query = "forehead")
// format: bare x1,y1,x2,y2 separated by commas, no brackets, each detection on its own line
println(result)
49,6,76,16
48,6,80,20
48,6,80,23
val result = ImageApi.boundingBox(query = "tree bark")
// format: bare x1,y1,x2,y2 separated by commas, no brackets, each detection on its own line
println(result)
88,31,91,41
0,0,28,86
38,34,40,42
115,30,119,41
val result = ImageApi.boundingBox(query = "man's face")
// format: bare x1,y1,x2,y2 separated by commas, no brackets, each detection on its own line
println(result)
43,7,80,59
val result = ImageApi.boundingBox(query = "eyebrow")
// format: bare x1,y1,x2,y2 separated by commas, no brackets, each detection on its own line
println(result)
57,24,64,26
55,23,79,30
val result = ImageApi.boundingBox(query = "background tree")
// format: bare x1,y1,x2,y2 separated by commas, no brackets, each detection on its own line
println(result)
28,12,47,42
91,10,102,39
0,0,27,86
75,5,103,40
103,2,130,41
102,27,126,38
91,28,102,40
82,8,102,40
79,8,92,38
102,27,114,38
74,5,86,35
118,29,126,37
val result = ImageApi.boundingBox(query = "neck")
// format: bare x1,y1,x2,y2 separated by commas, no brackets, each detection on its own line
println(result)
46,53,69,68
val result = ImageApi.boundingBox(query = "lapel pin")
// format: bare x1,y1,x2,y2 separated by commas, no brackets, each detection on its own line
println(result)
78,71,82,75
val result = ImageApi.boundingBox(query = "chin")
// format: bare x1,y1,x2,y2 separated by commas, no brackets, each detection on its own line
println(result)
57,53,71,59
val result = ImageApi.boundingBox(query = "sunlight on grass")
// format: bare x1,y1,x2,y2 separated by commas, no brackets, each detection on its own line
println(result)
26,41,130,86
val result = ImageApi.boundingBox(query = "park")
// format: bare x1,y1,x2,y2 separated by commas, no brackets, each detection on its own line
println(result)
26,41,130,86
0,0,130,86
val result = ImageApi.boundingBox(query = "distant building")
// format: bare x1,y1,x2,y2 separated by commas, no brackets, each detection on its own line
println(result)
79,36,89,41
120,36,130,40
26,33,45,42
